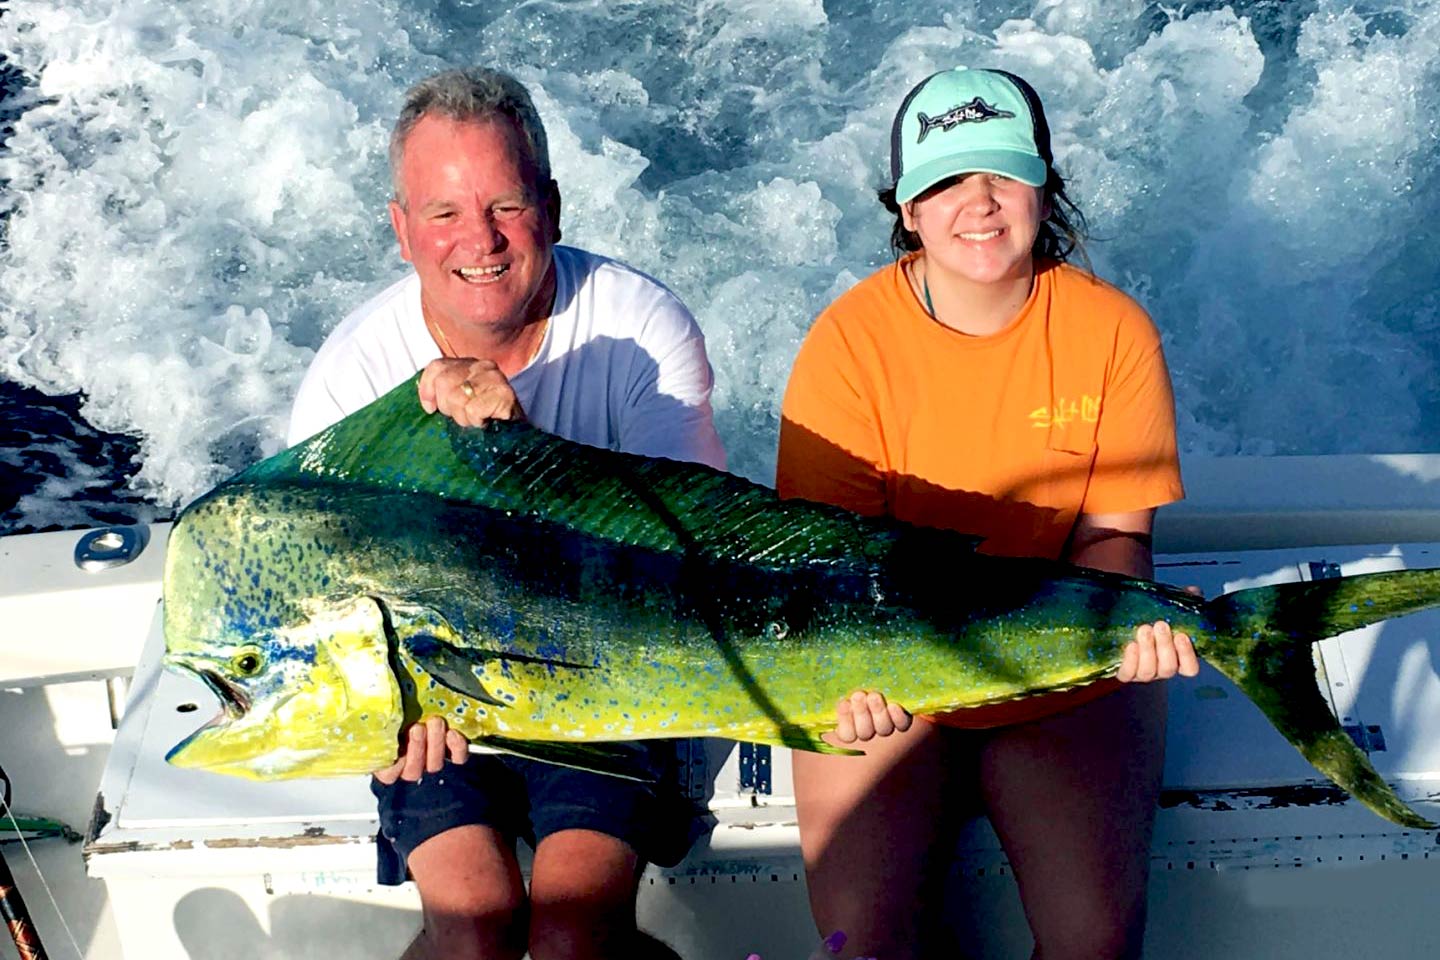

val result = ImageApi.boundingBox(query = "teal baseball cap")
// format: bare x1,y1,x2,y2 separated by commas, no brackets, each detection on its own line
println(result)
890,67,1053,202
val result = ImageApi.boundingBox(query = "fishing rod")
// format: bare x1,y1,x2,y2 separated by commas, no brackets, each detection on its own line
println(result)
0,762,50,960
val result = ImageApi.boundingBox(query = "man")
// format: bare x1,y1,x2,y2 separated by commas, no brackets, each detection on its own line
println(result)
288,67,725,960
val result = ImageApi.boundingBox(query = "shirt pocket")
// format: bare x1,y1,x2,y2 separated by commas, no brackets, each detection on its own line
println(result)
1029,442,1099,558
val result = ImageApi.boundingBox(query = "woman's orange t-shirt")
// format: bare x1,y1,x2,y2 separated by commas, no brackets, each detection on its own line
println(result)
776,257,1184,728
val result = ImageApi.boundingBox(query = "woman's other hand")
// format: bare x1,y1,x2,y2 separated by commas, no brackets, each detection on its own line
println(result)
828,690,913,744
1118,619,1201,683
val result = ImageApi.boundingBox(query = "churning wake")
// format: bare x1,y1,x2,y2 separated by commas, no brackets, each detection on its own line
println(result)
2,0,1438,532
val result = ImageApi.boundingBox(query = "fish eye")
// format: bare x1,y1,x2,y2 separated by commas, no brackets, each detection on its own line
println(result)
231,649,265,676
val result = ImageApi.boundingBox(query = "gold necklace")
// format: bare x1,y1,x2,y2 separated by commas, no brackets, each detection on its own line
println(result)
426,315,549,366
426,316,458,358
524,316,550,364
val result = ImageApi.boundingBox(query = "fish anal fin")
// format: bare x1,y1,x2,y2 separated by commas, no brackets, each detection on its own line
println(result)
725,724,862,757
476,736,658,782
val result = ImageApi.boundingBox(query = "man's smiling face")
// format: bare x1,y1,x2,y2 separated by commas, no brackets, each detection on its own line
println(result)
389,113,561,338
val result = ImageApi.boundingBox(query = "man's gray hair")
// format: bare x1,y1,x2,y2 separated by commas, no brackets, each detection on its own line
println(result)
389,67,552,206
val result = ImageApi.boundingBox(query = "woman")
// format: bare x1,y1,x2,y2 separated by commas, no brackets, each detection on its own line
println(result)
777,67,1199,959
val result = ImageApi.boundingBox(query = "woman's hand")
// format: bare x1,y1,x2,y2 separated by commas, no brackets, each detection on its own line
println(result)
373,715,470,784
1118,620,1201,683
829,690,913,744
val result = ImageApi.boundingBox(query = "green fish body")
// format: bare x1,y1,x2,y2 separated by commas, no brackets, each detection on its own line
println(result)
163,376,1440,828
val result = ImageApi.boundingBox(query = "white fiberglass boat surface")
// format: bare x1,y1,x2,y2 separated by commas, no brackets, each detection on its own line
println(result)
3,452,1440,960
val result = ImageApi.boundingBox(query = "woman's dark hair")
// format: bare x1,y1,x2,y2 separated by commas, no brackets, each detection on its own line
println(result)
878,165,1090,270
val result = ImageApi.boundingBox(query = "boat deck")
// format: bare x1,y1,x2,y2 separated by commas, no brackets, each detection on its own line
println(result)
6,464,1440,957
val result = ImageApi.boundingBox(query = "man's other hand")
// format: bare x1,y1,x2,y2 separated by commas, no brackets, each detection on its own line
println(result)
374,715,469,784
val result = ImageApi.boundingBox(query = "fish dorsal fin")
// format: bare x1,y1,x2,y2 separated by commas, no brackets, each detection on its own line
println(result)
445,413,981,574
238,375,461,490
232,374,981,574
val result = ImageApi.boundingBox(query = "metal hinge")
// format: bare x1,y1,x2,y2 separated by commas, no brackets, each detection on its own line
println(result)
672,739,710,800
739,742,772,795
1342,723,1388,753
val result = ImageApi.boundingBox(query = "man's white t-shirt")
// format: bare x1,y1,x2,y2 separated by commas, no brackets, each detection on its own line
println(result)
287,245,726,471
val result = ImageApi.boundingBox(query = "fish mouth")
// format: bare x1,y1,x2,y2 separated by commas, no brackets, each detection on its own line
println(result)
198,668,252,720
165,657,251,721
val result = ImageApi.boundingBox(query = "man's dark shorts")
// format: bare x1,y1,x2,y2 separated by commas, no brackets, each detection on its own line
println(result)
372,741,703,885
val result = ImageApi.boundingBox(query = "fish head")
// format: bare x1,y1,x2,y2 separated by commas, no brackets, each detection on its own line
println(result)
164,593,404,779
161,484,407,780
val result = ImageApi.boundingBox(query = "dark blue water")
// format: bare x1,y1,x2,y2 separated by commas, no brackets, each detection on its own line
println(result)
0,378,159,533
0,51,140,533
0,58,134,532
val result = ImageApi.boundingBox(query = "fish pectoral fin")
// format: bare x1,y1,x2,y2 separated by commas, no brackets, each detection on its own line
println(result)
477,736,658,782
479,650,594,670
405,641,509,708
382,602,515,709
408,641,594,709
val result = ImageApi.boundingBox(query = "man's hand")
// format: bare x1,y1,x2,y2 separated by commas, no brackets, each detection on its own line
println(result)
418,358,526,427
826,690,913,745
373,715,469,785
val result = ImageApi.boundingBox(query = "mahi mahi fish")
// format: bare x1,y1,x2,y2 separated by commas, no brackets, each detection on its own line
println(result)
163,375,1440,829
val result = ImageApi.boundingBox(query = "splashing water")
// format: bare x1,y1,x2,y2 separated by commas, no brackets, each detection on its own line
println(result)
2,0,1439,533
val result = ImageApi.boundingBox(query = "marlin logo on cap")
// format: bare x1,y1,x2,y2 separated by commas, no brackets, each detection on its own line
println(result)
916,97,1015,143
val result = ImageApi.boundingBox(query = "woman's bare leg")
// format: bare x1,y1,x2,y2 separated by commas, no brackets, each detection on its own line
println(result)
794,720,951,960
976,684,1168,960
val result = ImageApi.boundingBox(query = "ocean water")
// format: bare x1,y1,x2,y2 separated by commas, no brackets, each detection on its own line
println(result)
2,0,1438,534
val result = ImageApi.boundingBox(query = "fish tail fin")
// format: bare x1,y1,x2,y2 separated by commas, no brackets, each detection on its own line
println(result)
1198,568,1440,829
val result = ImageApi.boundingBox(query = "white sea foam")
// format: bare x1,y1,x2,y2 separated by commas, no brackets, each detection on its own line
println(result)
2,0,1438,519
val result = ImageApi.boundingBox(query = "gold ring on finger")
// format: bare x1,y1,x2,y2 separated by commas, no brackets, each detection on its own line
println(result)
459,380,476,399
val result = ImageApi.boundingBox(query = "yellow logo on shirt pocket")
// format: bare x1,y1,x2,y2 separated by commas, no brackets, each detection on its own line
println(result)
1028,394,1102,430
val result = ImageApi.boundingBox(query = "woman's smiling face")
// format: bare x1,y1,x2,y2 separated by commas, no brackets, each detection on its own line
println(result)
902,171,1047,287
